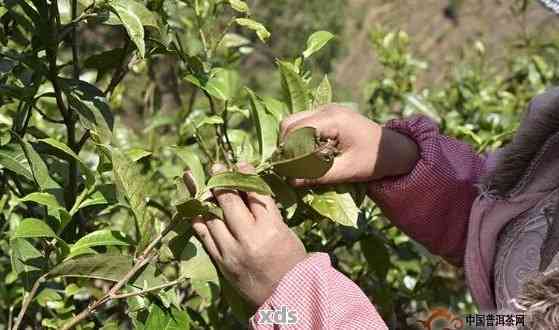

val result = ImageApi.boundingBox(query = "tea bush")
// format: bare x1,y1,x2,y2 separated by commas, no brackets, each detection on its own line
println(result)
1,0,559,329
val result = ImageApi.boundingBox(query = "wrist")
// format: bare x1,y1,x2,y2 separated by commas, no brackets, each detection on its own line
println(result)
374,127,420,179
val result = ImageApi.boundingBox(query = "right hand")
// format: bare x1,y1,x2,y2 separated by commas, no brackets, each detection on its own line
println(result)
280,105,419,187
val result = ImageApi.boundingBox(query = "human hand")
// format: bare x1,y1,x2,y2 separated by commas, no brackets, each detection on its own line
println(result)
280,105,419,186
190,164,307,307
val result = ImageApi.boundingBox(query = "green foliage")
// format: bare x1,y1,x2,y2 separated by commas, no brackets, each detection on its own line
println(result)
0,0,347,328
1,0,559,328
358,27,559,327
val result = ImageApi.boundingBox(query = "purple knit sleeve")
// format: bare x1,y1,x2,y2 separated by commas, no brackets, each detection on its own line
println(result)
368,115,487,265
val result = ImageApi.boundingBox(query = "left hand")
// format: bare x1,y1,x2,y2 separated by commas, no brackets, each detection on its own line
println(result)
190,163,307,307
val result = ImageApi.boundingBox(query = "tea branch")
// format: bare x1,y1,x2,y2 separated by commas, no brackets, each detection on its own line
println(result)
203,91,233,166
60,221,179,330
12,274,48,330
34,106,65,124
109,277,187,300
222,100,237,163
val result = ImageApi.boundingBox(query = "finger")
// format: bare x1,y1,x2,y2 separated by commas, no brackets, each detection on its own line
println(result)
237,163,281,222
279,111,315,138
192,219,222,261
205,217,239,251
281,110,339,141
211,165,255,237
182,171,197,196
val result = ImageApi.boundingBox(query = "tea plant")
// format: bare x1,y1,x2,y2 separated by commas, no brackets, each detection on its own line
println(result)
0,0,366,328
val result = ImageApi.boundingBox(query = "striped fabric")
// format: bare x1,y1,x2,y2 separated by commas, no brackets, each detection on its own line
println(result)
250,115,486,329
250,253,388,329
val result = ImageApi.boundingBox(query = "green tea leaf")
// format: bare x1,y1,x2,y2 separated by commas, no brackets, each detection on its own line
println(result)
49,254,134,282
235,18,270,42
262,173,297,219
175,147,206,195
64,246,97,261
18,138,59,190
261,96,290,122
174,198,222,221
10,238,46,288
38,138,95,187
109,0,150,58
62,79,113,145
196,115,224,128
204,68,239,101
206,171,273,195
0,143,34,181
111,149,150,248
313,75,332,106
221,277,253,322
246,88,278,164
125,148,152,162
271,127,334,178
19,192,63,210
145,305,191,330
227,0,249,13
13,218,57,239
70,230,131,254
71,184,116,213
302,31,335,58
303,186,359,228
179,237,218,284
277,61,310,113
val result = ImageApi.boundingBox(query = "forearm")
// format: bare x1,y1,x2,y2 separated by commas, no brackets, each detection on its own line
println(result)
368,115,487,265
250,253,388,330
373,127,420,179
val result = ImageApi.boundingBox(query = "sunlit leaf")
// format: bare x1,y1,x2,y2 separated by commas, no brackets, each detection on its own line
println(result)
145,304,191,330
313,75,332,107
70,230,131,254
111,149,150,248
125,148,152,162
195,115,224,128
109,0,155,58
303,185,359,227
235,18,270,42
18,138,59,190
179,237,218,284
246,88,278,164
302,31,335,58
204,68,239,101
206,171,272,195
277,61,310,113
175,147,206,196
0,143,34,181
19,192,63,210
227,0,249,13
13,218,57,239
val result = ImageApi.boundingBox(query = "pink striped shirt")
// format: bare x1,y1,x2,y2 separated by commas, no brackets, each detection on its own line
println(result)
251,116,486,329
